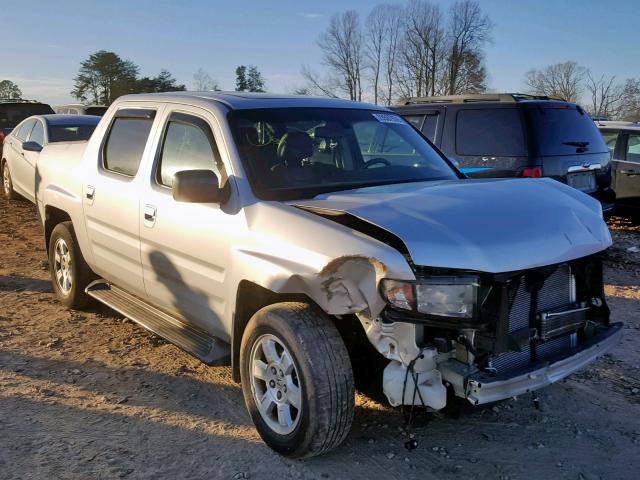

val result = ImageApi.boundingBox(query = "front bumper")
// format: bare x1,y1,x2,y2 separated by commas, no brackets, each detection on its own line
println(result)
440,323,623,405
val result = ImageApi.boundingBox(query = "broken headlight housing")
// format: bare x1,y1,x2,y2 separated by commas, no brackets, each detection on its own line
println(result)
381,277,479,319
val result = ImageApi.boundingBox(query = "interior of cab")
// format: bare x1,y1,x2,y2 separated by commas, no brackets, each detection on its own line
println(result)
231,108,457,198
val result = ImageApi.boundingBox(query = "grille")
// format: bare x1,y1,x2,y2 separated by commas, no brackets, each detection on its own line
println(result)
508,265,573,333
489,265,575,374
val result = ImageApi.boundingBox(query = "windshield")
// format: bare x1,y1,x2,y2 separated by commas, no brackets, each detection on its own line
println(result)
48,123,98,142
230,108,458,200
524,105,608,156
0,103,55,129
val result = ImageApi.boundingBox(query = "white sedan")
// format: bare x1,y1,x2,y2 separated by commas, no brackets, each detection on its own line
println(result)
2,114,100,203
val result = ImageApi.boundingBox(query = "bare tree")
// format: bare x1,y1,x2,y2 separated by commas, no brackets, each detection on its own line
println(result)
192,68,219,91
300,65,340,98
619,79,640,121
396,0,445,99
316,10,364,101
525,61,586,102
445,0,492,95
584,71,625,119
365,4,403,105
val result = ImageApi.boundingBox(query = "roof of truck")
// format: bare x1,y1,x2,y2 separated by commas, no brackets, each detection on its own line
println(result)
119,91,386,111
596,120,640,131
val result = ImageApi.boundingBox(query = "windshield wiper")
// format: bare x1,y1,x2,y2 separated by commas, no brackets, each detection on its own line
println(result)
562,141,590,147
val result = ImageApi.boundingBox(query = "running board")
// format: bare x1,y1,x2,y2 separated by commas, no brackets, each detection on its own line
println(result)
86,280,230,365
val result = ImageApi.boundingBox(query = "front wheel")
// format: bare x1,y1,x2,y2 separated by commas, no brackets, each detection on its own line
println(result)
240,302,354,458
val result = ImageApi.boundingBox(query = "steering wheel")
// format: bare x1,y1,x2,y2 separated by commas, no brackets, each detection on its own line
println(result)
364,157,391,168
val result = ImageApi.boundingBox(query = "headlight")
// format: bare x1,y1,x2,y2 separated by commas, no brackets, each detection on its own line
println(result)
381,277,479,319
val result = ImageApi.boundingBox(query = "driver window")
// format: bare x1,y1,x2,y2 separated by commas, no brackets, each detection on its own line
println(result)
157,113,224,187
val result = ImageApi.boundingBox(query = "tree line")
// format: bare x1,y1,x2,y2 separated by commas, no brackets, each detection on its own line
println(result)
525,60,640,121
300,0,492,105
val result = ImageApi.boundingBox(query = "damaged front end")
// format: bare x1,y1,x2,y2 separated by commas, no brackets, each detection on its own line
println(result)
361,254,622,409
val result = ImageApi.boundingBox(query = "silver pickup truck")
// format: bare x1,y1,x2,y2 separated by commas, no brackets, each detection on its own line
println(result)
34,92,622,458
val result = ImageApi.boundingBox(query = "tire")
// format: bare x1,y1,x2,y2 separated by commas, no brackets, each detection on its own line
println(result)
2,161,18,200
240,302,354,458
48,221,96,309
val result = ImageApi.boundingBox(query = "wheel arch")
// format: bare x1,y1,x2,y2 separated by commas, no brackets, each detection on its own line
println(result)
44,205,72,251
232,280,330,382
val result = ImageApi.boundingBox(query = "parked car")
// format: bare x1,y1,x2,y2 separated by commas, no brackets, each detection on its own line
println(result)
56,103,108,116
0,99,54,160
596,120,640,208
2,114,100,202
393,93,615,212
34,92,620,458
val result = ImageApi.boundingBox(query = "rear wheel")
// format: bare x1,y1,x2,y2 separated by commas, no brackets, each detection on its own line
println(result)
48,222,96,309
240,302,354,458
2,162,17,200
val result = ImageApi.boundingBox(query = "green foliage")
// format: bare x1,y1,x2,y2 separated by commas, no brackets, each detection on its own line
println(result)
235,65,266,92
0,80,22,100
135,69,186,94
72,51,185,105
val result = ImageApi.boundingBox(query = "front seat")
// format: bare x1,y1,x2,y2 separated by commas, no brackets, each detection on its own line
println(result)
276,131,313,169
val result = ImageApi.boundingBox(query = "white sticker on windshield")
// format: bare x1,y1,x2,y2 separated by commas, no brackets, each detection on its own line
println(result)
372,113,406,125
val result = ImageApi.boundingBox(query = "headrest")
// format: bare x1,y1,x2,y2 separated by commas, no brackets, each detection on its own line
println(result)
314,122,345,138
277,131,313,167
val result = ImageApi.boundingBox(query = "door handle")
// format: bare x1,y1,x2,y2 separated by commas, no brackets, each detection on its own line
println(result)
621,170,639,176
143,204,157,226
86,185,95,200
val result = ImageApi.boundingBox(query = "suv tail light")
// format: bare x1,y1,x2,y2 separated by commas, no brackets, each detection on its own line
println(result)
520,166,543,178
0,131,5,144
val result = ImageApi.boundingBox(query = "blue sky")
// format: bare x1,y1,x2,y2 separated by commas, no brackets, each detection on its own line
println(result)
3,0,639,105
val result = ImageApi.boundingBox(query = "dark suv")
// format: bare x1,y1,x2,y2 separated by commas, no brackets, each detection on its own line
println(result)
393,93,615,211
0,99,55,159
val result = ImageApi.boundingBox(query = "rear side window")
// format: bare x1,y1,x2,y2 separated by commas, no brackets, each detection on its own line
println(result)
29,121,45,145
524,105,608,156
626,134,640,163
103,112,154,176
15,119,36,141
157,113,223,187
456,109,526,156
403,115,424,129
421,113,440,142
600,131,618,156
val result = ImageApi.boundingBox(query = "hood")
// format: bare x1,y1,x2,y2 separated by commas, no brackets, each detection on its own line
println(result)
291,178,611,273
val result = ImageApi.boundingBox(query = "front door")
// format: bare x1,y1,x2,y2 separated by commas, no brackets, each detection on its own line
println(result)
139,108,240,340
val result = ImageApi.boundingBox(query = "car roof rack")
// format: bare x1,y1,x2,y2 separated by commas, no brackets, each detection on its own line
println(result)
0,98,43,104
401,93,567,105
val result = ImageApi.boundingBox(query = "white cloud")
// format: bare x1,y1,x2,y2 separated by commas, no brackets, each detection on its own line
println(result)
300,13,322,19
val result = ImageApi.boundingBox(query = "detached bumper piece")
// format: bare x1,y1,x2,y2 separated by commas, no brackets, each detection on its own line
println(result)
449,323,622,405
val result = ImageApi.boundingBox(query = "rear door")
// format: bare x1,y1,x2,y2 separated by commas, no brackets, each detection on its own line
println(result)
616,132,640,203
453,107,528,177
83,106,161,299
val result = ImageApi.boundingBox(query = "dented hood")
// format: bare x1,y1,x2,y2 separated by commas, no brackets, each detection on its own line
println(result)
292,178,612,273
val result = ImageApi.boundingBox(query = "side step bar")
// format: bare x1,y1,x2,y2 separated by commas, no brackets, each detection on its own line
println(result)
86,280,230,366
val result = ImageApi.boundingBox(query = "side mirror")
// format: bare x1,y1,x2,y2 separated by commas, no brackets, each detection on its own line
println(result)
23,141,43,153
448,156,460,168
172,170,228,203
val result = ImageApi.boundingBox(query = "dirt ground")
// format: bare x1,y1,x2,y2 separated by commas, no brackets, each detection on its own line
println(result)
1,195,639,480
